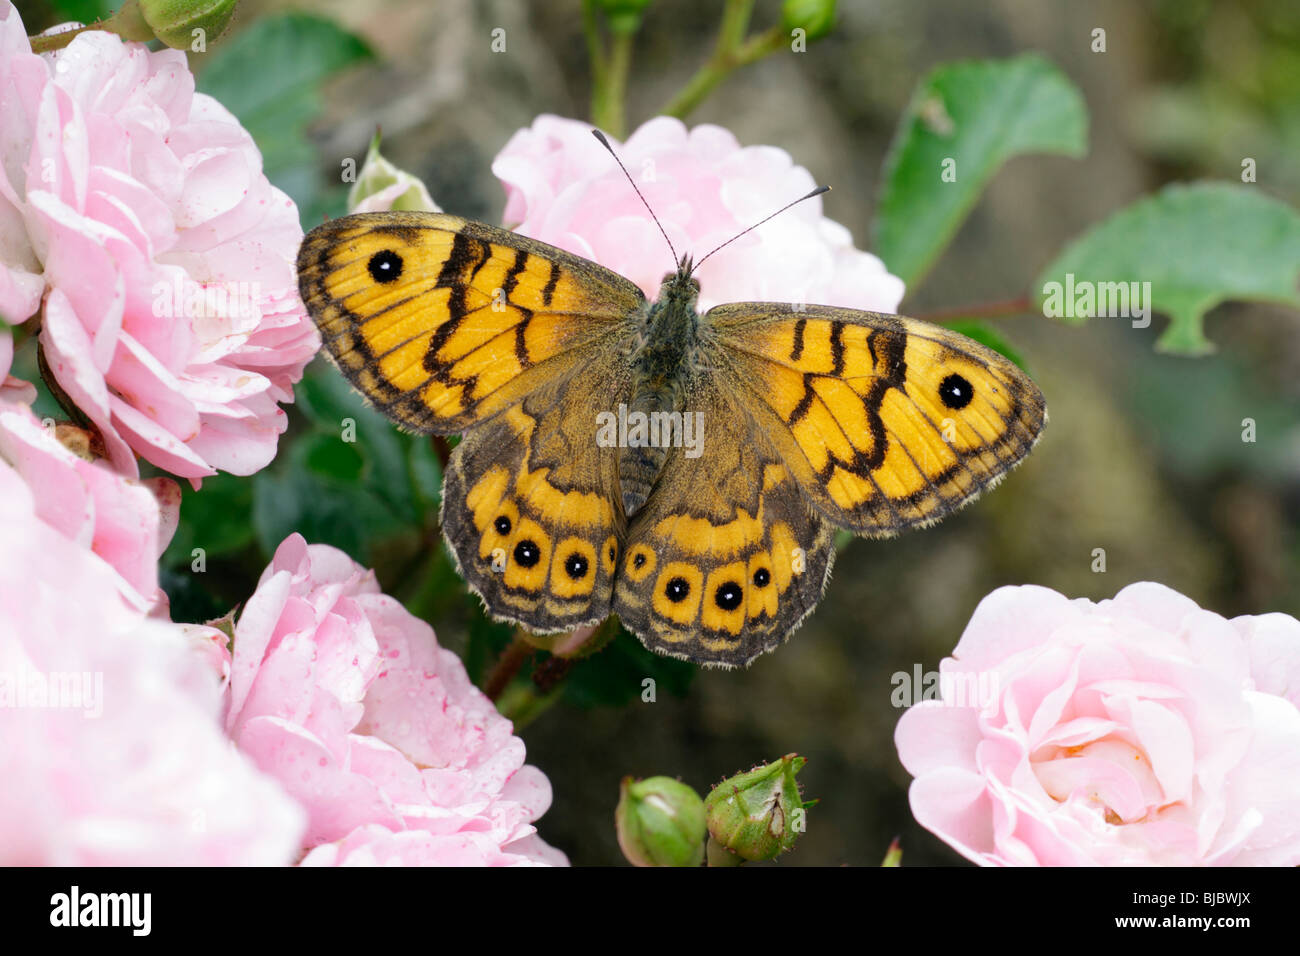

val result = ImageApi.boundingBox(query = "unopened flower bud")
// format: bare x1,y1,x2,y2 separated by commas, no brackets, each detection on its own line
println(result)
348,132,441,214
137,0,239,50
704,754,811,861
781,0,835,41
616,776,706,867
881,837,903,867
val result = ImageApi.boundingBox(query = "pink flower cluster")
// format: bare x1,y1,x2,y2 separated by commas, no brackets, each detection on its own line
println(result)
222,536,567,866
0,2,318,481
0,395,177,612
0,462,306,865
895,583,1300,866
0,7,565,867
493,114,905,312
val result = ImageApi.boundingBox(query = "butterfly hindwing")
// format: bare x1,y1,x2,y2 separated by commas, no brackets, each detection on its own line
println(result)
706,304,1046,535
441,343,633,634
613,366,835,667
297,212,645,433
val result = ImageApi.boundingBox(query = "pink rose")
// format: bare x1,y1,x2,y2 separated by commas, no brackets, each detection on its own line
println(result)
895,583,1300,866
0,398,178,613
225,535,568,866
0,3,319,481
0,462,305,865
493,114,905,311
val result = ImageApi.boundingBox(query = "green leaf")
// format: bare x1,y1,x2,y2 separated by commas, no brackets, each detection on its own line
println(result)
1035,182,1300,354
252,464,402,564
250,362,443,565
298,431,365,482
875,53,1087,290
196,12,373,225
944,320,1029,371
1131,351,1299,480
296,361,440,518
159,564,229,625
48,0,115,24
162,471,254,567
563,628,695,708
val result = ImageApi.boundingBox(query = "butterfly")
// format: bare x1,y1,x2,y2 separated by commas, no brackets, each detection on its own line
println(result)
297,193,1045,669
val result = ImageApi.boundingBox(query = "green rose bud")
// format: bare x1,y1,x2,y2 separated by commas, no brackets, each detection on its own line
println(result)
137,0,240,50
881,837,903,867
616,776,707,867
704,754,812,862
781,0,835,42
347,132,441,214
595,0,654,35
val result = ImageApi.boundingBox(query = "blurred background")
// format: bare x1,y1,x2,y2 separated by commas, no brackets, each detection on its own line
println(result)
19,0,1300,864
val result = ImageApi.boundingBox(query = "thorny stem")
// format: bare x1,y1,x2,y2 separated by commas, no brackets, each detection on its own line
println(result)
28,0,153,54
27,24,93,53
484,634,534,702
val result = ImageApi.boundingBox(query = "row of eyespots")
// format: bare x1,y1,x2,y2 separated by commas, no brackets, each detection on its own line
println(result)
646,549,796,636
484,512,617,598
659,566,772,608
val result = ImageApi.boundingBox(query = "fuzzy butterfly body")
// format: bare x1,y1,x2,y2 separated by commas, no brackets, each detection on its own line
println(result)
297,211,1046,668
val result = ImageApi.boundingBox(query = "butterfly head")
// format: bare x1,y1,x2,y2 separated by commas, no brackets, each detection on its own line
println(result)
657,255,701,308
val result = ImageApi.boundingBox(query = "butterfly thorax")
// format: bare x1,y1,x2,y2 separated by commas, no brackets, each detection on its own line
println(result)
619,265,702,518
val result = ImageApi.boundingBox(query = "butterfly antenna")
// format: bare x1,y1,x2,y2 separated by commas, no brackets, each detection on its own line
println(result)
693,185,831,273
591,129,678,265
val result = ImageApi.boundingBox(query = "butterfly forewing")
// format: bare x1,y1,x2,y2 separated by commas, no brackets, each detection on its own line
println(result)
705,304,1046,536
297,212,645,433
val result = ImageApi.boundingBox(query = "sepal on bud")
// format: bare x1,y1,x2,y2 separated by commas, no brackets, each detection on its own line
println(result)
704,753,812,862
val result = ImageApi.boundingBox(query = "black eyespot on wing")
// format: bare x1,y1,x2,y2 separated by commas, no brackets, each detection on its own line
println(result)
633,553,647,569
714,581,743,611
664,576,690,603
752,568,771,588
494,515,512,535
513,540,541,568
564,553,589,580
938,373,974,410
368,249,403,284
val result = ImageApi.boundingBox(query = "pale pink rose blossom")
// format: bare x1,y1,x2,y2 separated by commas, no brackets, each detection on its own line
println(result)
0,3,319,481
894,583,1300,866
0,463,306,865
493,114,905,311
0,398,178,613
225,534,568,866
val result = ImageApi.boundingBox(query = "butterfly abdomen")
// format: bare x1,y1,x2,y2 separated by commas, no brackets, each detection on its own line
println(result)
618,270,702,517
